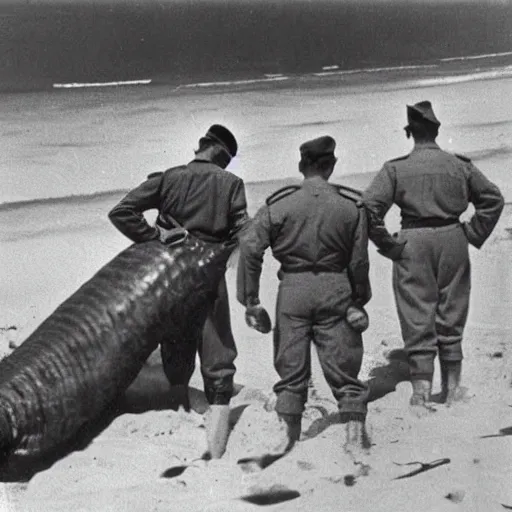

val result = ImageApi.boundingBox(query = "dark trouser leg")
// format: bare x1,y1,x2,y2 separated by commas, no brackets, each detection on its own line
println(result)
198,277,237,406
160,299,209,410
160,339,197,411
160,338,197,388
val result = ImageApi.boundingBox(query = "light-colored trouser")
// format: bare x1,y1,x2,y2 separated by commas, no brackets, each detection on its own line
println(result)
273,271,368,418
392,224,470,381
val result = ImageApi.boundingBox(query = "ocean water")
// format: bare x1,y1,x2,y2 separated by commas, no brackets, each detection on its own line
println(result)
1,1,512,92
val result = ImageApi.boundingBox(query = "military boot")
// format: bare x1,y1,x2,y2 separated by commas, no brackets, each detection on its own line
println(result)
342,416,371,474
275,413,302,453
343,418,367,450
205,405,231,459
440,361,462,405
409,379,432,407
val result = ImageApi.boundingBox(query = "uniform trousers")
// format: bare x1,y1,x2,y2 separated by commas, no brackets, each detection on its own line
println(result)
273,271,368,418
160,276,237,405
392,224,470,380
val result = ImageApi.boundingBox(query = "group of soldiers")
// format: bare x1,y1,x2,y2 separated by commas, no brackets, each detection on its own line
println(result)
108,101,504,460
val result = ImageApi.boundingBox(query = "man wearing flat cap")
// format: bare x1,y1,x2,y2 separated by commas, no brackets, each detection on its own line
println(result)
363,101,504,411
237,135,372,455
109,124,248,458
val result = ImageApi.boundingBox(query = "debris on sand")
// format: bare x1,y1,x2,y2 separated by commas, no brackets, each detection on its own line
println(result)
392,458,450,480
0,325,17,332
445,490,465,503
240,485,300,506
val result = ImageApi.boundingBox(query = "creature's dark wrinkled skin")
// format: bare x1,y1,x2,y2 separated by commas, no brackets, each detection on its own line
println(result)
0,238,234,460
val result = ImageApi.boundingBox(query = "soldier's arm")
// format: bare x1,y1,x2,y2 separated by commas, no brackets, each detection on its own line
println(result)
362,164,406,260
236,205,271,307
463,161,504,248
348,207,372,307
108,175,161,243
228,179,250,241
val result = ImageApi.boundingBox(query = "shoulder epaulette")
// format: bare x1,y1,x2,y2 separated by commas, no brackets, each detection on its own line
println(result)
332,184,363,206
147,171,163,179
388,154,409,163
266,185,301,206
454,153,471,163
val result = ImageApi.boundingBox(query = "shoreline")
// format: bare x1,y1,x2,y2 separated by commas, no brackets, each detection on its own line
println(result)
2,68,512,204
2,55,511,96
0,57,512,96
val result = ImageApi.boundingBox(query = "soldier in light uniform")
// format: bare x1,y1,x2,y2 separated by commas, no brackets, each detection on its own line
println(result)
237,136,371,452
363,101,504,409
108,124,249,458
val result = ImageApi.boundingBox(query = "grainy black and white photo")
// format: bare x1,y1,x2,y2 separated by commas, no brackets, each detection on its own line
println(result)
1,0,511,510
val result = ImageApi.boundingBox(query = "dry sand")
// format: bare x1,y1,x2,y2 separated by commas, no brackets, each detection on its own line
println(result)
1,77,512,511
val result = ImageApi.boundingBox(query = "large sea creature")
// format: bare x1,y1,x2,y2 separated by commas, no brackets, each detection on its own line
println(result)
0,236,235,460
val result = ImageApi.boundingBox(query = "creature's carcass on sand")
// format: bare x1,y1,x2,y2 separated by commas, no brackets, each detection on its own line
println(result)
0,237,235,460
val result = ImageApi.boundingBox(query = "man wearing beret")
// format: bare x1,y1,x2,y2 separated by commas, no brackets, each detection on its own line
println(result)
363,101,504,411
237,135,372,454
109,124,249,458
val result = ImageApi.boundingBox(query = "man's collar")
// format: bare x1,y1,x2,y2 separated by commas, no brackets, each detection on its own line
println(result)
191,157,212,164
302,176,331,193
412,141,440,150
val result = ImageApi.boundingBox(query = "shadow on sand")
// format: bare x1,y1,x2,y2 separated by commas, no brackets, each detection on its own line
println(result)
303,349,410,440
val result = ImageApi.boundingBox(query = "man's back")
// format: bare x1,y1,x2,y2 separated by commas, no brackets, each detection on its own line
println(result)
158,160,246,243
365,141,503,248
390,144,472,221
265,178,361,273
109,159,247,244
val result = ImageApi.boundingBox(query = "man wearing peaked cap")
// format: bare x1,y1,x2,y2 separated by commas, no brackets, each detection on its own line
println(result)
204,124,238,157
299,135,336,160
363,101,504,412
237,135,372,456
108,124,249,459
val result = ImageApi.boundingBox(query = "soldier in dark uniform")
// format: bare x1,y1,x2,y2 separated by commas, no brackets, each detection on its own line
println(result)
108,124,248,458
237,136,371,452
363,101,504,410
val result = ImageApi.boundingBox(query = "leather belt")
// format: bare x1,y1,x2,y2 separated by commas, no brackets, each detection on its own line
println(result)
402,217,459,229
280,266,346,274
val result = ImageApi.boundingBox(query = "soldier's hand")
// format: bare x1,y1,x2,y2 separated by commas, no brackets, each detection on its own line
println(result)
346,304,369,333
245,304,272,334
378,240,407,261
157,226,189,246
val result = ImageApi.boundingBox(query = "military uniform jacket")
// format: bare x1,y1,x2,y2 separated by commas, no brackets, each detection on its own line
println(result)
363,142,504,250
108,159,249,244
238,177,371,307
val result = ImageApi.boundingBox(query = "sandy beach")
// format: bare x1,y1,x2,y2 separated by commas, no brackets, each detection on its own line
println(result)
1,74,512,511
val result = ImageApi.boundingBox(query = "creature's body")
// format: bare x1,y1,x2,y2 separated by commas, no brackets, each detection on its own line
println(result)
0,238,234,459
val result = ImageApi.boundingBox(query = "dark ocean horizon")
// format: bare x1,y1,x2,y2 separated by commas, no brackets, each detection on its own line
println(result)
1,1,512,92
